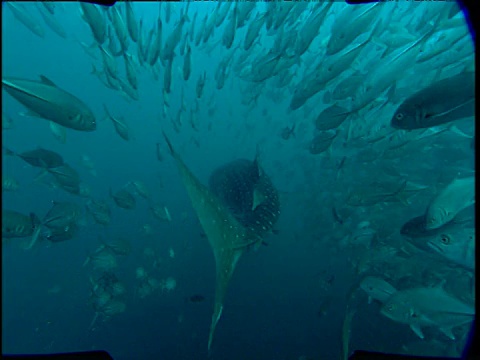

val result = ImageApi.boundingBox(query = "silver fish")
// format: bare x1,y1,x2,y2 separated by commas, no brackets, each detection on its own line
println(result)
7,2,45,38
381,285,474,340
360,276,397,304
428,228,475,270
425,176,475,230
2,76,96,131
391,72,475,130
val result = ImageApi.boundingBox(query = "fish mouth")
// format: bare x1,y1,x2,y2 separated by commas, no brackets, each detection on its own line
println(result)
427,240,444,254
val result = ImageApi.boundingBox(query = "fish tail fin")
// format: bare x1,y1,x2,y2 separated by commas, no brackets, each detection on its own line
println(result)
82,252,91,267
3,146,16,157
26,213,43,250
162,131,175,155
393,179,411,206
164,206,172,222
90,63,98,75
102,103,111,120
447,124,473,139
30,212,42,227
33,169,48,183
89,312,99,330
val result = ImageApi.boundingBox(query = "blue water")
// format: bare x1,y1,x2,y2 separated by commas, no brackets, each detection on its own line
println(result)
2,2,475,360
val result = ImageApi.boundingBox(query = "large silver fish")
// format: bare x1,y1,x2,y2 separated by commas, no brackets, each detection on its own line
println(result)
2,210,42,249
79,2,106,45
391,72,475,130
381,285,474,340
360,276,397,304
427,227,475,270
4,147,64,169
425,176,475,230
2,76,96,131
2,210,39,239
7,2,45,38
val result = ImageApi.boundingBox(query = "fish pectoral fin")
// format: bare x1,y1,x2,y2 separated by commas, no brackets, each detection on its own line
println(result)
33,169,48,182
394,192,411,206
410,324,425,339
72,114,82,123
25,224,43,250
21,109,43,118
439,326,455,340
39,75,58,87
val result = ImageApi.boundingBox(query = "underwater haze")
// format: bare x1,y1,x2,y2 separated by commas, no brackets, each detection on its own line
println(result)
2,1,475,360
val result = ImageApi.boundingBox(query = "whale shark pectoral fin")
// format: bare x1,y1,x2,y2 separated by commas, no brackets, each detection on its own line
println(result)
208,247,243,352
208,302,223,353
164,134,255,352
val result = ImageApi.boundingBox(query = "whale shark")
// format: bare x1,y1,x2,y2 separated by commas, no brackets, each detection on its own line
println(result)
162,133,280,352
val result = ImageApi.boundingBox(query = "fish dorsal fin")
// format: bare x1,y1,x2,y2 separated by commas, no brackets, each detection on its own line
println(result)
252,187,266,211
39,75,57,87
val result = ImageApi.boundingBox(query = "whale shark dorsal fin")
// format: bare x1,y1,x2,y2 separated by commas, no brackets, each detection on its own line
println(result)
163,132,259,352
252,187,266,211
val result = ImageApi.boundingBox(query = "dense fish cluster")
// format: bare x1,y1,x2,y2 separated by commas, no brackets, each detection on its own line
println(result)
2,1,475,359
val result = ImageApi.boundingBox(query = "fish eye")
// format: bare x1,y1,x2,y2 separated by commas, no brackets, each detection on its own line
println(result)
440,234,450,244
395,113,404,121
386,304,395,312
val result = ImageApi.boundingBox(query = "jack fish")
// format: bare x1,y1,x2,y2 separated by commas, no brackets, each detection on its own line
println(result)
2,76,96,131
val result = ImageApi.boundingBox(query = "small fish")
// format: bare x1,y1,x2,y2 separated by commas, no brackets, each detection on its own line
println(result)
314,104,349,131
150,203,171,222
346,180,408,207
2,210,39,238
86,198,111,225
2,175,19,192
317,296,333,318
2,112,14,129
183,43,192,81
4,146,64,169
110,187,136,210
308,130,338,155
279,122,296,140
196,71,206,99
104,104,131,141
156,143,164,162
44,223,78,243
47,163,81,194
125,1,138,43
84,247,118,271
360,276,397,304
79,2,106,45
331,206,343,225
187,294,206,303
36,3,67,39
129,180,149,199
